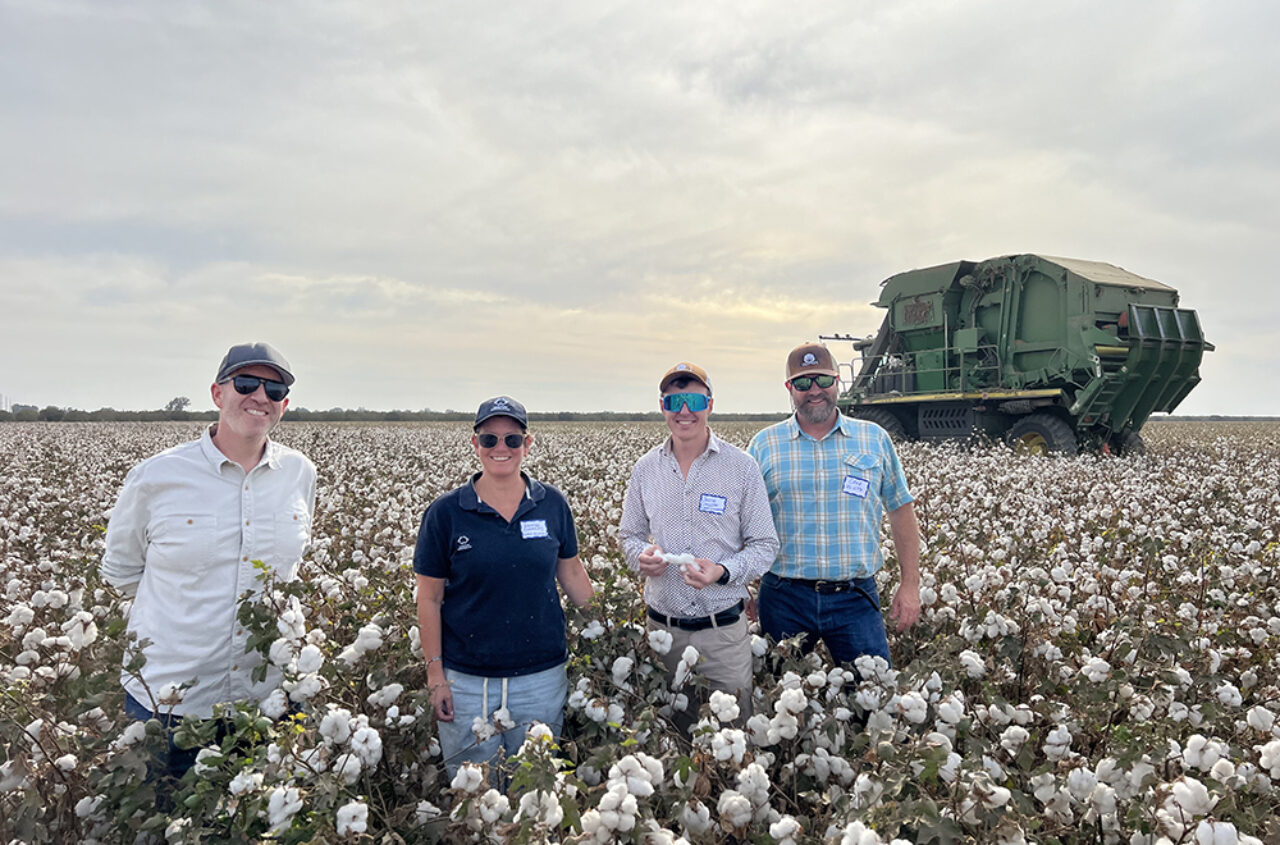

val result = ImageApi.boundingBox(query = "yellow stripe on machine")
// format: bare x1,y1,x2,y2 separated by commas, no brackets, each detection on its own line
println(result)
852,388,1064,405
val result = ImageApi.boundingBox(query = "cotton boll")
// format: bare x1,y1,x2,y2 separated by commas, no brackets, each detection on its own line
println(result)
259,688,288,720
647,629,673,655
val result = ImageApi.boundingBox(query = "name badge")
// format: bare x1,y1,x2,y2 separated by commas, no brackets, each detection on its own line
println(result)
699,494,727,514
842,475,870,498
520,520,549,539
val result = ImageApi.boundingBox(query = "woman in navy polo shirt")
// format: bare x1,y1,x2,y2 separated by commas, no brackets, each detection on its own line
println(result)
414,396,594,778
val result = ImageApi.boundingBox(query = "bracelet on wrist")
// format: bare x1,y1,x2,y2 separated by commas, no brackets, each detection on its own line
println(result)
425,655,442,666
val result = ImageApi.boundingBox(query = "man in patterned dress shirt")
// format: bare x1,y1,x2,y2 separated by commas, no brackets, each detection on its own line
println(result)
747,342,921,671
620,362,778,733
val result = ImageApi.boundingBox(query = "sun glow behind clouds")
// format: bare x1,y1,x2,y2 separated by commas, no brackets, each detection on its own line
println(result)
0,1,1275,414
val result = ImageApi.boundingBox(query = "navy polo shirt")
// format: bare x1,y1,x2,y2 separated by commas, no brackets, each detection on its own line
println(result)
413,473,579,678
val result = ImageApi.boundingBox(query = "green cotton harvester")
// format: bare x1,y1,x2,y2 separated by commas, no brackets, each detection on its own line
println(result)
824,254,1213,455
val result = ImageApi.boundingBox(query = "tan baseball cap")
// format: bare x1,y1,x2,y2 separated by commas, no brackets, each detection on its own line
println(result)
659,362,712,394
786,343,838,379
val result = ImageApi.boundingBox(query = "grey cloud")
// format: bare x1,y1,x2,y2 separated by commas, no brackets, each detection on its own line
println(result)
1,0,1276,414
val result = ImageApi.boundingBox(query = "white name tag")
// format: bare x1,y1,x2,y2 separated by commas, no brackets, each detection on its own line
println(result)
520,519,549,539
842,475,870,498
699,494,727,514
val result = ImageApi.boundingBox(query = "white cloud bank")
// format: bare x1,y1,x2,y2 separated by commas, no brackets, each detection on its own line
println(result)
1,0,1275,414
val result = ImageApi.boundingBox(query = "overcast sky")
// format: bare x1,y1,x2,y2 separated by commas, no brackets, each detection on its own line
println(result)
2,0,1276,415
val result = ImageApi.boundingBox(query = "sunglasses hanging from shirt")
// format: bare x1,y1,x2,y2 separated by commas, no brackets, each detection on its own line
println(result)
661,393,711,413
230,375,290,401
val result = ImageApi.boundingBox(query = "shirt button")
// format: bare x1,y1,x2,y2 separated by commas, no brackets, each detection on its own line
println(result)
236,628,243,636
232,664,239,671
186,518,193,524
243,555,249,562
244,485,249,491
245,519,251,526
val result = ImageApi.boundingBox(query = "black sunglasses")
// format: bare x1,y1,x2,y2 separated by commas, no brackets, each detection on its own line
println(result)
789,374,836,391
476,432,527,449
229,375,289,401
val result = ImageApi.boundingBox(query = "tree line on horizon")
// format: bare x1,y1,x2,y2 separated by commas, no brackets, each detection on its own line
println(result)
0,399,791,424
2,397,1274,425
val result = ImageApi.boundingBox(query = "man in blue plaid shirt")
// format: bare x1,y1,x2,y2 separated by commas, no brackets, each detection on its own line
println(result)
746,342,921,667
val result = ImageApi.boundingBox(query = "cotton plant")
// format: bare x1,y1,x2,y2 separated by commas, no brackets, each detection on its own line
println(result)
5,422,1280,842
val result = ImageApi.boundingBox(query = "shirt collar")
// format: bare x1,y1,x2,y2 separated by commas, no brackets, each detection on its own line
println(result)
660,427,721,458
201,425,281,471
461,471,544,511
787,413,846,442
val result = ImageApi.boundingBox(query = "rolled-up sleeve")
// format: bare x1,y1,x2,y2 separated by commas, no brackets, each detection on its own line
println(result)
101,465,149,597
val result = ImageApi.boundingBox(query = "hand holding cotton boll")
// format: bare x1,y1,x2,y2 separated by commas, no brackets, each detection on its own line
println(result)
658,551,723,589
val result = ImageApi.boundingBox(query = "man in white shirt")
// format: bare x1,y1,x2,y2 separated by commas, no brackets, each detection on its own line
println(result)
102,342,316,781
619,362,778,734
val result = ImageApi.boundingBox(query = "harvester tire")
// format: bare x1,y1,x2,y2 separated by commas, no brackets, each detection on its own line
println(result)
1111,431,1146,456
1008,413,1078,455
855,407,907,441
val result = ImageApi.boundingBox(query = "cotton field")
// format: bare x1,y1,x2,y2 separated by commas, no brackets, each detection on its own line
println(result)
2,420,1279,844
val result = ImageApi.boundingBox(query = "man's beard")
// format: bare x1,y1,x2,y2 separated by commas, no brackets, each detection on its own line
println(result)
794,392,836,426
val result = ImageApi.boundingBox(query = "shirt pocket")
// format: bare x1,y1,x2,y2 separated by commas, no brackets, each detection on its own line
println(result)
841,453,882,499
146,514,216,582
272,505,313,575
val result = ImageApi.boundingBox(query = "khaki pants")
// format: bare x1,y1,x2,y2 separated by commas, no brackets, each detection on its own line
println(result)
648,614,753,736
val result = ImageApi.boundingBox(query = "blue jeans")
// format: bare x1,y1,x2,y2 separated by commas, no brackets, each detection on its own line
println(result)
435,662,568,779
124,692,212,785
758,572,891,667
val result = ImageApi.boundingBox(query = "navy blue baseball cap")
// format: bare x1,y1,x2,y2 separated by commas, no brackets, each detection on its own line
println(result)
215,342,295,385
474,396,528,430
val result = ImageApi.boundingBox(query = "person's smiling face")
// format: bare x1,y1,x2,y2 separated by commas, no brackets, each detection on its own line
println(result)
211,364,289,440
788,376,838,427
472,416,529,478
661,382,712,447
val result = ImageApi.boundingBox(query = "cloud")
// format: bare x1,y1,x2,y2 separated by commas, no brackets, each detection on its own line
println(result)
1,0,1276,415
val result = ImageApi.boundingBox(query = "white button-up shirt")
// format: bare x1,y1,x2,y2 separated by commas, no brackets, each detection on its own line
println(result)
101,427,316,717
620,430,778,618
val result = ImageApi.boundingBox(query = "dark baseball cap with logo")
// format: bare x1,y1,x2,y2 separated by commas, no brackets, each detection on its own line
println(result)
474,395,528,430
785,342,838,380
215,342,295,385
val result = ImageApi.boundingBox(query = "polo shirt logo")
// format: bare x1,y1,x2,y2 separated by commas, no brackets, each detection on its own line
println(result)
456,535,472,551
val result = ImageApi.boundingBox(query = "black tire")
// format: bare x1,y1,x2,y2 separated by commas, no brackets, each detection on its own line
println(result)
1007,413,1078,455
853,407,907,441
1111,431,1146,457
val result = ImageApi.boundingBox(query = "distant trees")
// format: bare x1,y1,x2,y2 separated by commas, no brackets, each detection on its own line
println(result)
0,404,792,424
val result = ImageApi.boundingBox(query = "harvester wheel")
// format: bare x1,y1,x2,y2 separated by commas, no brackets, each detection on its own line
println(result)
1111,431,1146,456
1007,413,1078,455
854,407,906,441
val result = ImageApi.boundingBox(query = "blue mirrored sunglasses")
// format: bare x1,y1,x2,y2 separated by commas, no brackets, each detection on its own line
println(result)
661,392,710,413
